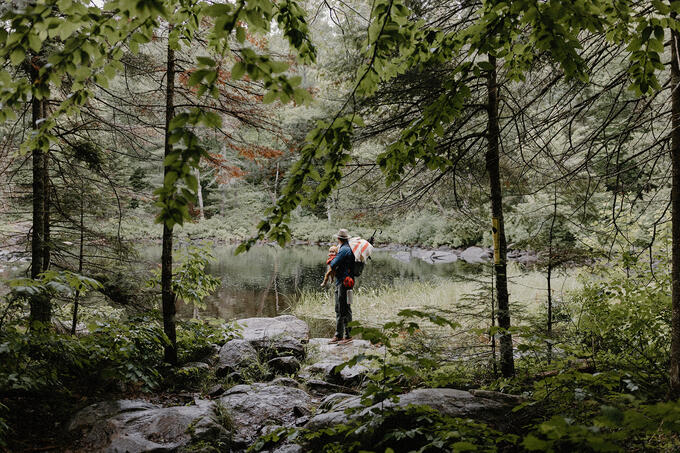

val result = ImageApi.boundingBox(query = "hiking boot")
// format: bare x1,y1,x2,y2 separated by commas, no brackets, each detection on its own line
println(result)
328,336,341,344
339,337,353,344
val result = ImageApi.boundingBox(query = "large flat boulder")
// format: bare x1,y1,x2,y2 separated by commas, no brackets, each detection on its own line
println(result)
235,315,309,358
361,388,507,419
219,383,314,446
305,388,511,432
70,384,317,452
69,399,224,452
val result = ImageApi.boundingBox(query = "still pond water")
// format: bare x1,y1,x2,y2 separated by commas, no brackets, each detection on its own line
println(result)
143,245,486,320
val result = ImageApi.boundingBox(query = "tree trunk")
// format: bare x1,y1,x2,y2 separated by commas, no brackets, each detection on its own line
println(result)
547,187,557,363
71,189,85,335
162,38,177,365
669,25,680,397
42,103,50,273
195,167,205,220
490,265,497,377
486,55,514,377
29,56,50,324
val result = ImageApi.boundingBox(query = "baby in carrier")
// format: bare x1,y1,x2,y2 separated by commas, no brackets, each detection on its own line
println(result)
320,245,338,287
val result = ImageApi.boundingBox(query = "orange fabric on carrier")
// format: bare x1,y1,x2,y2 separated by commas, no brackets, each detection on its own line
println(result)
349,237,373,263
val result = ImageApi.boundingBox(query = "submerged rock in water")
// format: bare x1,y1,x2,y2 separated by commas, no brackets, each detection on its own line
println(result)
411,248,458,264
216,339,258,377
235,315,309,359
219,383,314,447
69,399,224,452
460,246,491,263
429,251,458,263
390,250,411,263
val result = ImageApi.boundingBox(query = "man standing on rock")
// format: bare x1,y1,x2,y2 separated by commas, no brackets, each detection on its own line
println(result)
329,228,354,345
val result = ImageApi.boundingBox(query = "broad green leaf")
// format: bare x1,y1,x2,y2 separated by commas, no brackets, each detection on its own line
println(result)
231,62,246,80
10,48,25,66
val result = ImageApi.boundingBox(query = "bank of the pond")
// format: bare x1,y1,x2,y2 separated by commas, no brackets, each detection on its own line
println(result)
293,267,583,332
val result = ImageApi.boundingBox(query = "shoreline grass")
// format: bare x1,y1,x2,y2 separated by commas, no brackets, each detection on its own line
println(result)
292,266,584,329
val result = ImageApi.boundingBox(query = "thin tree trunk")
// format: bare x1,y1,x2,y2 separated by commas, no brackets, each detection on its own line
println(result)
195,167,205,220
29,56,50,324
486,55,514,377
547,187,557,364
669,25,680,397
162,38,177,365
274,162,280,200
327,199,332,225
71,189,85,335
42,108,50,273
490,265,497,377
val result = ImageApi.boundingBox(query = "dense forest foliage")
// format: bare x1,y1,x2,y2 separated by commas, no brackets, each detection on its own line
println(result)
2,0,680,451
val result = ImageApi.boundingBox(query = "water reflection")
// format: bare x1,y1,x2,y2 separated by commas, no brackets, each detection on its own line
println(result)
167,245,481,321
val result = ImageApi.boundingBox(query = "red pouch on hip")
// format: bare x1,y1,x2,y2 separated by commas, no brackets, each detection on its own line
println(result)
343,276,355,289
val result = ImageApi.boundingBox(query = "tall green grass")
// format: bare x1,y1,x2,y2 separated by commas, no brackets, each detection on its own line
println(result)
293,266,583,329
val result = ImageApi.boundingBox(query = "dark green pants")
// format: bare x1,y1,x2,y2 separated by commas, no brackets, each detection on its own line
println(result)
335,284,352,338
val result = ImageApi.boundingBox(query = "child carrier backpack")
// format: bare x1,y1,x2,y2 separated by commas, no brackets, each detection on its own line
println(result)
348,237,374,277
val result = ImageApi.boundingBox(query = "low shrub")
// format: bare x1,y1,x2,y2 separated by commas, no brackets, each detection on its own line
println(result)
0,314,237,394
252,406,517,453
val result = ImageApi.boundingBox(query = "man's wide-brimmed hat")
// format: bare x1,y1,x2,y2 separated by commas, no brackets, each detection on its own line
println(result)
335,228,350,240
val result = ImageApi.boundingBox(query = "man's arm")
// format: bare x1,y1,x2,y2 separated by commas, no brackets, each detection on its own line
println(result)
330,247,350,269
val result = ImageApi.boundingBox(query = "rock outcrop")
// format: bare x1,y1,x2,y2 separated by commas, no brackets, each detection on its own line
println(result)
235,315,309,358
218,383,314,447
69,384,315,452
69,399,224,452
299,338,383,385
216,339,258,377
268,356,302,374
68,315,522,453
306,388,511,431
